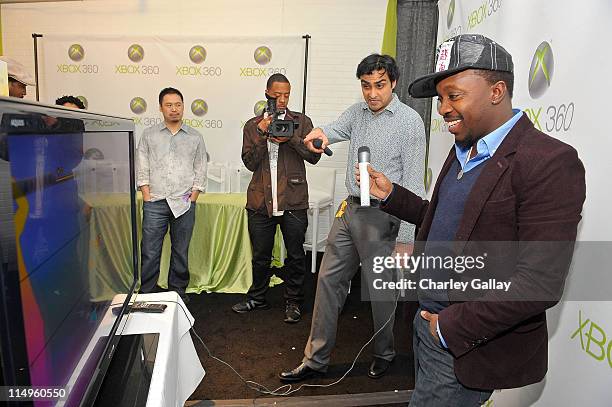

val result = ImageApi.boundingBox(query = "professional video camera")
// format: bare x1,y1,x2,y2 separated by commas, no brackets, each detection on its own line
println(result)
265,94,298,138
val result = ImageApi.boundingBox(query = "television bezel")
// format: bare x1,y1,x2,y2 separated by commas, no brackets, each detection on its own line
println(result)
0,96,138,406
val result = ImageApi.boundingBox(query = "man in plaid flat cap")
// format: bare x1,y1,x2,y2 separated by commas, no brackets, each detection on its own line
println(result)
360,34,586,406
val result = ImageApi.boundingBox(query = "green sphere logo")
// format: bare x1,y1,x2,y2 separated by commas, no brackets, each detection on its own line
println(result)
254,46,272,65
77,95,88,109
528,41,554,99
68,44,85,62
191,99,208,116
128,44,145,63
254,100,267,116
447,0,455,29
189,45,207,64
130,97,147,114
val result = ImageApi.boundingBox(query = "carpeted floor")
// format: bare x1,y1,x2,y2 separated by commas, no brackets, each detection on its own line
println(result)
186,253,418,403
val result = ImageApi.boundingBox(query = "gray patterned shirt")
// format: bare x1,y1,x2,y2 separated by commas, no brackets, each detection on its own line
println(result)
321,93,426,242
136,122,207,218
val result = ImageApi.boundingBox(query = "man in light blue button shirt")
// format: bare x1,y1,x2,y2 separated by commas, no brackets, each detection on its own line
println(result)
279,54,426,383
136,87,207,302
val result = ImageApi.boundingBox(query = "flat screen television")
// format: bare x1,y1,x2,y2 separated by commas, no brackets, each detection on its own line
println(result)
0,97,138,406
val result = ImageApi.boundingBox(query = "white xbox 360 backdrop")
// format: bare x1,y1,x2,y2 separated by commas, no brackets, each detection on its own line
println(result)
38,34,305,165
432,1,612,406
1,0,390,272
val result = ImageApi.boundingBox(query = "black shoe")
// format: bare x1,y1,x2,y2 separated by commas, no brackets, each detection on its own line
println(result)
368,357,392,379
279,363,324,383
231,299,270,314
284,303,301,323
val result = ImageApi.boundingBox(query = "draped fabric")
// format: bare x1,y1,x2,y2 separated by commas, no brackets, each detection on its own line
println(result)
85,193,283,301
395,0,439,173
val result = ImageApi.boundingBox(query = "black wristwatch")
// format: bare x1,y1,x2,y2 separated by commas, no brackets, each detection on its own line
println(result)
256,126,267,136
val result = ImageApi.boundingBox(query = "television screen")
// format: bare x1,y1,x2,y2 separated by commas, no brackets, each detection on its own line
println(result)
0,97,137,406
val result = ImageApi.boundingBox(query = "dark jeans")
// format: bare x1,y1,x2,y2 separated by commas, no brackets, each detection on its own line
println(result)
246,209,308,304
410,309,493,407
140,200,195,295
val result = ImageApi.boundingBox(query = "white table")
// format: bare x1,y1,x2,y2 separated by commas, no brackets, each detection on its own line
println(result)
63,291,205,407
120,291,205,407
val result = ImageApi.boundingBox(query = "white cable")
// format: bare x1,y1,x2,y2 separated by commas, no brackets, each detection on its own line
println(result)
146,286,401,397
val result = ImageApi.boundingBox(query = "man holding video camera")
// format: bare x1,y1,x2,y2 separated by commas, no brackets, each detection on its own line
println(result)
232,74,321,323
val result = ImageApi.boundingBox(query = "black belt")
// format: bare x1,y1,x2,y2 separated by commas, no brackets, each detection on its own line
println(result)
347,195,381,208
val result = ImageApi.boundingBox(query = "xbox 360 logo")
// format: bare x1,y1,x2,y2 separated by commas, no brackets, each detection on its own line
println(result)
254,100,267,116
191,99,208,116
447,0,455,29
84,148,104,160
77,96,88,109
528,41,554,99
128,44,145,63
425,167,433,192
254,46,272,65
189,45,207,64
68,44,85,62
130,97,147,114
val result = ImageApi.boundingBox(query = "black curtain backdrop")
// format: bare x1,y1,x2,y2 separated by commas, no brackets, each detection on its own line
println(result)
395,0,438,182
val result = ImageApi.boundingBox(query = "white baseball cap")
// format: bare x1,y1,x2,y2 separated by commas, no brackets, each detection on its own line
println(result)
0,56,36,86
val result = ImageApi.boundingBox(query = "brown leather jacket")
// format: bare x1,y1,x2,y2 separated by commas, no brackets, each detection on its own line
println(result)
242,110,321,216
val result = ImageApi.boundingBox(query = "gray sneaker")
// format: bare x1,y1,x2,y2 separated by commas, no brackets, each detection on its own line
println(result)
284,303,301,323
232,299,270,313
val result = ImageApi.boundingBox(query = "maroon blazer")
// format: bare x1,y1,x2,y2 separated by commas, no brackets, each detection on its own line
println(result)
382,115,586,389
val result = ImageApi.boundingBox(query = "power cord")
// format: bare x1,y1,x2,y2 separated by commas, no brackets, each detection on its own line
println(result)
138,288,401,397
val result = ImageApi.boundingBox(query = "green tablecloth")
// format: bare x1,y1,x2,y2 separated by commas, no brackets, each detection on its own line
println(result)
85,192,283,301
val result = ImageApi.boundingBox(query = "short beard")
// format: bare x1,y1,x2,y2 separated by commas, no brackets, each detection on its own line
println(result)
456,137,475,150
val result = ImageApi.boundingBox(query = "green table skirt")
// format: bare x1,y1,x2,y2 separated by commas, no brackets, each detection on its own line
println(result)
84,192,283,301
